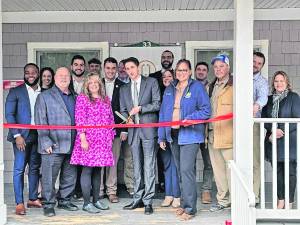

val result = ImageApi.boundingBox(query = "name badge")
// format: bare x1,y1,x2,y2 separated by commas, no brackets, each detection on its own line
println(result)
185,92,191,98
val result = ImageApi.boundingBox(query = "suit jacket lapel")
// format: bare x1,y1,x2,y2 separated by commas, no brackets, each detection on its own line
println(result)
138,76,146,104
126,82,134,109
21,84,31,117
51,87,69,115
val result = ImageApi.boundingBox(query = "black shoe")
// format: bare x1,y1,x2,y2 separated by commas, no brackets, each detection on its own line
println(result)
144,204,153,215
57,202,79,211
123,201,144,210
72,193,83,201
44,207,55,217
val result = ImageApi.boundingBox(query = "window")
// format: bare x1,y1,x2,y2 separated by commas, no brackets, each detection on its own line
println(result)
27,42,109,71
185,40,269,81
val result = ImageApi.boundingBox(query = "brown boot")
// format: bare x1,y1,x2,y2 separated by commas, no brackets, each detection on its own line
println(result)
16,203,26,215
202,191,212,204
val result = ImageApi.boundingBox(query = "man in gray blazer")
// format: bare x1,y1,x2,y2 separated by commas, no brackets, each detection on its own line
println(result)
34,67,78,217
120,57,160,215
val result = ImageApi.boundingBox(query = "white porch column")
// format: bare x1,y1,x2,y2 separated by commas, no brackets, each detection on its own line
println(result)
0,2,8,224
233,0,254,187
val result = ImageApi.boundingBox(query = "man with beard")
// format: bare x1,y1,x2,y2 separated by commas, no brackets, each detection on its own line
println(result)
149,50,174,193
195,61,210,87
117,60,130,83
68,55,86,200
69,55,86,95
252,51,268,205
5,63,42,215
149,50,174,96
194,61,214,204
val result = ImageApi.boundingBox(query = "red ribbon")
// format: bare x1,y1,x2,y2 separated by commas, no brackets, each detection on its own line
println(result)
3,113,233,130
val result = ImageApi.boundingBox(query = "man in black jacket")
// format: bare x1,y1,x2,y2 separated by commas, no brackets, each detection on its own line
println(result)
149,50,174,193
100,57,127,204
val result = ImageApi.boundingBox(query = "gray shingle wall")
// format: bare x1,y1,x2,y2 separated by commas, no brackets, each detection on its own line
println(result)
3,20,300,183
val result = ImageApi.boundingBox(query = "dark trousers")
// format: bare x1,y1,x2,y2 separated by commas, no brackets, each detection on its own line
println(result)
200,143,213,192
41,154,77,208
130,128,157,205
81,167,101,205
277,161,297,203
171,129,199,215
157,145,165,186
13,139,41,204
74,166,82,195
159,143,180,198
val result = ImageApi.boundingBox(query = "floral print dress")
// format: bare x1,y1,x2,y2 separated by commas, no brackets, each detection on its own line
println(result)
71,94,115,167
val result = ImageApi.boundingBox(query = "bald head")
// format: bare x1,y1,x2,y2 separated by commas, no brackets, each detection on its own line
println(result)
55,67,71,92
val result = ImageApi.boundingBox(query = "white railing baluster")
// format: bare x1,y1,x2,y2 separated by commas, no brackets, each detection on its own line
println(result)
230,161,256,225
260,122,265,209
272,122,277,209
297,123,300,210
250,119,300,221
284,123,290,209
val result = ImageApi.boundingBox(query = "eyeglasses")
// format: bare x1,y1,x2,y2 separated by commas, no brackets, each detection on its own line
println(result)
176,69,189,73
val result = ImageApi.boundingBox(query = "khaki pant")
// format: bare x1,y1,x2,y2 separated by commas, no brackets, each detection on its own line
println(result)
122,141,134,190
253,123,261,203
208,143,232,207
100,137,121,196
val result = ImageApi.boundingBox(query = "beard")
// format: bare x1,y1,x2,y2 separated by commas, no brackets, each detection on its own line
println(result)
72,70,85,77
24,76,39,87
161,60,173,70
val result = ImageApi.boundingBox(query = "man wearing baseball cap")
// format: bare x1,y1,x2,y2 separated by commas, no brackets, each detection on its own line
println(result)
207,54,233,212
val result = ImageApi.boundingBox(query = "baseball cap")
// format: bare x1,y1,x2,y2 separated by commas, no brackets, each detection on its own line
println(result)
211,54,230,66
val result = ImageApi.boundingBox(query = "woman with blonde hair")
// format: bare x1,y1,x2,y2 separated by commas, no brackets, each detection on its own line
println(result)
262,71,300,209
71,72,115,213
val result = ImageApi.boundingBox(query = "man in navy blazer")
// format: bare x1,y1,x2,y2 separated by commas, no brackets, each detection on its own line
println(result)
5,63,42,215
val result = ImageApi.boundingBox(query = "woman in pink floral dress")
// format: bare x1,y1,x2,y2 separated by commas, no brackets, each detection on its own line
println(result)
71,72,115,213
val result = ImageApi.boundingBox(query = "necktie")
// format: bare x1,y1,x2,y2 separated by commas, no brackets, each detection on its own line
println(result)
133,81,140,124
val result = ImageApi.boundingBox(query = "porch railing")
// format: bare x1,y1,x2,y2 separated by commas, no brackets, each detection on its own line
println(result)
254,118,300,221
229,160,256,225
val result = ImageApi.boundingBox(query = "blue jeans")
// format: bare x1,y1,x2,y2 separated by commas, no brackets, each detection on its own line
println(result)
159,143,180,198
13,141,41,204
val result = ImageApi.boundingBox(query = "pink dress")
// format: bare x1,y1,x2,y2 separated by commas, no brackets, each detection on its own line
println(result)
71,94,115,167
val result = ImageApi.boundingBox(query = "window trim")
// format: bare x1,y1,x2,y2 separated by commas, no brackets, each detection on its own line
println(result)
27,42,109,67
185,40,269,78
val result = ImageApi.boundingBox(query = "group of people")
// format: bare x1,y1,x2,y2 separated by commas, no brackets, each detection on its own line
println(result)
5,49,299,221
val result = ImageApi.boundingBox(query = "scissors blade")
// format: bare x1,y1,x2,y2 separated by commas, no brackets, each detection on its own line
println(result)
115,111,128,122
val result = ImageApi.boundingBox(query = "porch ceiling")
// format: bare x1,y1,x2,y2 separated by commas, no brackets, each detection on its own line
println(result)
2,0,300,12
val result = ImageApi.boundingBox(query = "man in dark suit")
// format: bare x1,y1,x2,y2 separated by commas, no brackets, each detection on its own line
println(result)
149,50,174,193
100,57,126,204
5,63,42,215
120,57,161,215
35,67,78,217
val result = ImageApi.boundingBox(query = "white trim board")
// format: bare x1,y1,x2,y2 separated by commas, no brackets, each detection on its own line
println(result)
27,42,109,64
3,8,300,23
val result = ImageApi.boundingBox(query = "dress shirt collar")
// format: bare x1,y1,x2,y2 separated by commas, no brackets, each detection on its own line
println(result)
25,83,41,92
253,71,261,81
